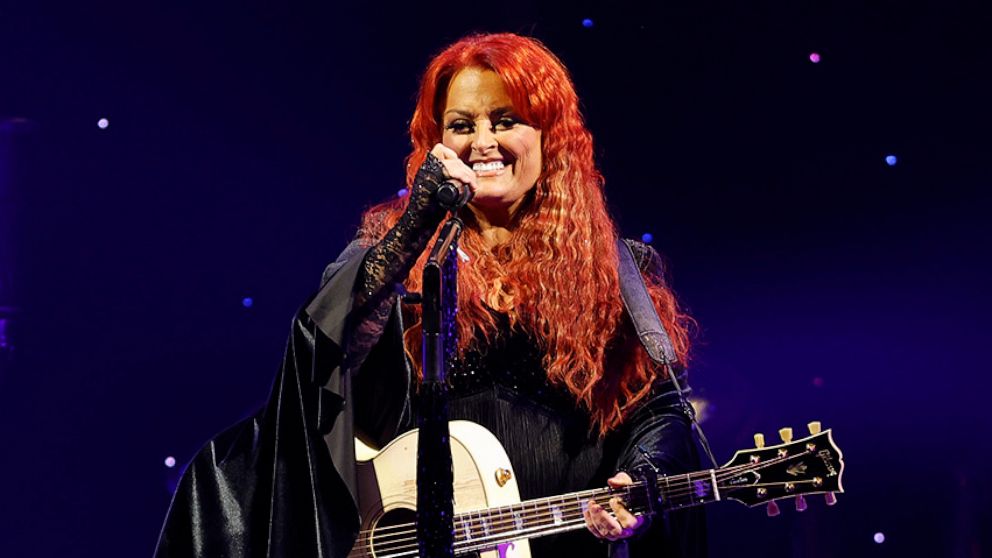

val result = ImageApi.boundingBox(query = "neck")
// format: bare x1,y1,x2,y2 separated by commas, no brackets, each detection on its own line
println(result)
465,204,516,248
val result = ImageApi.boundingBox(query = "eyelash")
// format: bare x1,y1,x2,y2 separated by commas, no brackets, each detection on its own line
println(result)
445,117,520,134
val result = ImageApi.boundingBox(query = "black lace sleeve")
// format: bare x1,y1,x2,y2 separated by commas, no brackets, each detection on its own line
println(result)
343,153,449,372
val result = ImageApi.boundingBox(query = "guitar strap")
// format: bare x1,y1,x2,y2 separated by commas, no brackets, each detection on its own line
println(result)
616,238,719,469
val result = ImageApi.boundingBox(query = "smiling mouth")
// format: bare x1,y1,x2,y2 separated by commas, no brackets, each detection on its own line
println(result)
472,160,507,177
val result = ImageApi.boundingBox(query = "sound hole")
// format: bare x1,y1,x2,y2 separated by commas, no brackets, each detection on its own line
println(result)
370,507,417,557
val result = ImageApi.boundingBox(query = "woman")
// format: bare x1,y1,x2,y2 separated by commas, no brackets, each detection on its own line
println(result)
155,33,705,558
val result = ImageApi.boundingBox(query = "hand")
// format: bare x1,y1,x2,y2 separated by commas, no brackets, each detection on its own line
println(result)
583,472,646,541
430,143,478,196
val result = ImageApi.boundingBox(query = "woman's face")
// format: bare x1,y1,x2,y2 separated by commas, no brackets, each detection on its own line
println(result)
441,67,542,220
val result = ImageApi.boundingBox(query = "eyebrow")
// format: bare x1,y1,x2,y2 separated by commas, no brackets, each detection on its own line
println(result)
443,106,515,119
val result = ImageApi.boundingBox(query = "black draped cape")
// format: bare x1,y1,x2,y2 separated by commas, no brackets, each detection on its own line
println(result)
153,242,706,558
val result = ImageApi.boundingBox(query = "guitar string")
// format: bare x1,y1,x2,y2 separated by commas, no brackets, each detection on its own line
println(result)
362,458,768,540
362,490,646,547
356,517,593,557
361,451,811,545
359,451,813,547
353,474,815,556
356,478,816,557
362,460,760,537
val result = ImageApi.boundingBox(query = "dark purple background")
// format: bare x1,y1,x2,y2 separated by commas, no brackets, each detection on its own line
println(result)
1,1,989,556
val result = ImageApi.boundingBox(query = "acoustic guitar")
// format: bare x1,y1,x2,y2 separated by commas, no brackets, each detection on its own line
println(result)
349,420,844,558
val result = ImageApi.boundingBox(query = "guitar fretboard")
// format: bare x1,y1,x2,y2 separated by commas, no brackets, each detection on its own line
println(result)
450,469,721,555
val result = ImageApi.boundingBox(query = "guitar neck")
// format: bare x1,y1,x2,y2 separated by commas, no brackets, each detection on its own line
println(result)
450,470,720,555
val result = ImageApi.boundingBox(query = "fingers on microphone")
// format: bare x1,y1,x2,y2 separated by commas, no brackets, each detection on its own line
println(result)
430,143,460,160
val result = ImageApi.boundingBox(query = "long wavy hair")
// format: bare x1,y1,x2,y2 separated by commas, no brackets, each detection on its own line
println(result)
359,33,692,435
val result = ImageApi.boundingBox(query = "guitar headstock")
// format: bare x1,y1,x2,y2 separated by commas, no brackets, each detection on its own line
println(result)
720,421,844,514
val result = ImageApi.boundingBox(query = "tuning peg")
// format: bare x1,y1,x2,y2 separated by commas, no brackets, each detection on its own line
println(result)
807,421,822,435
779,427,793,444
754,433,765,448
766,500,780,517
824,492,837,506
795,495,807,512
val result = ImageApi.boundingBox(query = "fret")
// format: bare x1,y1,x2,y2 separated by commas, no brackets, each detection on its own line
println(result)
551,499,563,526
460,514,472,542
710,469,721,501
686,473,694,505
481,512,490,537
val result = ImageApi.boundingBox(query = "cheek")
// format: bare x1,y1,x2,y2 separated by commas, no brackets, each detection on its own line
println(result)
514,134,542,170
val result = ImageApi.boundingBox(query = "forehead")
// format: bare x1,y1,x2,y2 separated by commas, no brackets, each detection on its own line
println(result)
444,67,514,113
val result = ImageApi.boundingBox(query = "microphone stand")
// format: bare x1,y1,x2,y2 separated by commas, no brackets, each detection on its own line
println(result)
416,215,463,558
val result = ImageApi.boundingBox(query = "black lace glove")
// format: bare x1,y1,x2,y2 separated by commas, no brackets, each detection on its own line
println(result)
345,153,450,370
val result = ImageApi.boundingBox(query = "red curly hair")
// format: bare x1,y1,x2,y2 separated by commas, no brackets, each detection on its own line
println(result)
358,33,692,435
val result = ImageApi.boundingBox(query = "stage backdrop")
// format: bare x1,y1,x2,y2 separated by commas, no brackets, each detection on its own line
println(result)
1,1,989,556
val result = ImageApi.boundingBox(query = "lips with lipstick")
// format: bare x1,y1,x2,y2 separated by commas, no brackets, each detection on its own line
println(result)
472,160,507,177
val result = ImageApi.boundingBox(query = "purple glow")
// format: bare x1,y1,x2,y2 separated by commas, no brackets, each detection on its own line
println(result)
873,532,885,544
812,376,824,388
809,52,821,63
582,18,594,28
97,118,109,129
164,456,176,468
242,297,253,308
885,154,898,166
641,233,654,243
397,188,409,197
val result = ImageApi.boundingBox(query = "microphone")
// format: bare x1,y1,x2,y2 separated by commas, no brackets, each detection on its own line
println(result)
435,180,474,211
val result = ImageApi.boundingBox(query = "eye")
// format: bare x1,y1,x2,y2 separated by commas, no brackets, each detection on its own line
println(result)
445,119,474,134
493,117,519,131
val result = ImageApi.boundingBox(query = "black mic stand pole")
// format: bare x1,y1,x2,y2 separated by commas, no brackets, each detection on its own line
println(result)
416,215,463,558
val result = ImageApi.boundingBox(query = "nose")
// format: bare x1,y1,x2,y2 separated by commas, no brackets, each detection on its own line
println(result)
472,123,498,153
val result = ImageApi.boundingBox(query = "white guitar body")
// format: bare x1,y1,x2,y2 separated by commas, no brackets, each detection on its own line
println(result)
353,420,532,558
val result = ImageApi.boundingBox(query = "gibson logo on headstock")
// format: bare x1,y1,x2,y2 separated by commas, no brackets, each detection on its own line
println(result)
817,449,838,477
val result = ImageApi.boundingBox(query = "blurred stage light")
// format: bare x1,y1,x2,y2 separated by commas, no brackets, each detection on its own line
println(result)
164,456,176,468
242,297,254,308
582,18,594,28
885,154,898,166
874,532,885,544
397,188,409,197
809,52,821,63
97,118,109,129
641,233,654,243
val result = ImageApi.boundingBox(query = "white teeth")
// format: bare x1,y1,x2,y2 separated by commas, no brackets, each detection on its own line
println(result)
472,161,505,172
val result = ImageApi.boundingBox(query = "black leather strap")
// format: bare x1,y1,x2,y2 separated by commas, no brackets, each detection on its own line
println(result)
616,238,720,469
616,239,678,365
